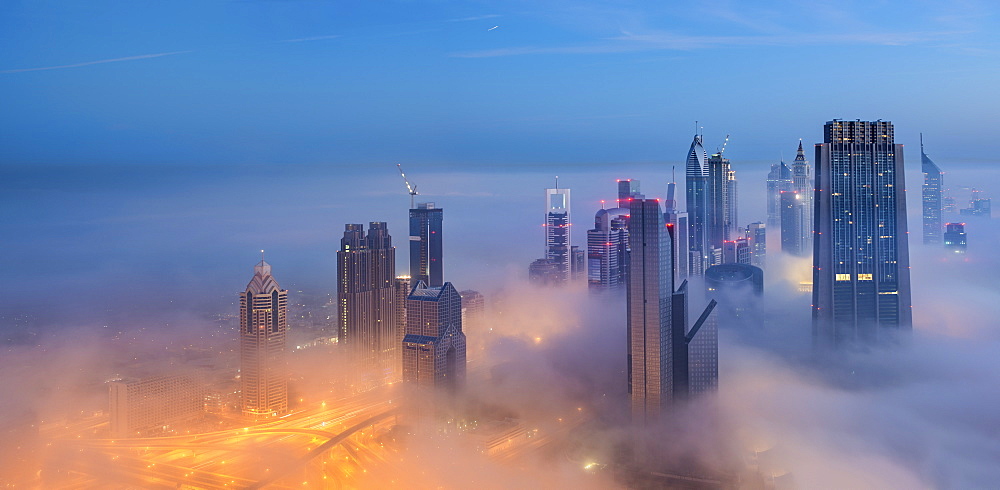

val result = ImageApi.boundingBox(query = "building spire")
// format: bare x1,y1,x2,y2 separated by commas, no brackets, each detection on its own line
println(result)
920,132,925,155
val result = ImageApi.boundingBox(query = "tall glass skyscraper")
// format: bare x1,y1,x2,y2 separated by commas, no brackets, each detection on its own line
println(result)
706,150,737,263
240,259,288,418
337,222,397,390
813,120,912,346
587,207,629,290
409,203,443,287
767,160,792,226
685,134,709,276
545,187,572,283
921,134,944,244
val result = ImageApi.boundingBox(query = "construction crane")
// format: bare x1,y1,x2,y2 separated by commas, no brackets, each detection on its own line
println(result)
396,163,418,209
718,134,731,156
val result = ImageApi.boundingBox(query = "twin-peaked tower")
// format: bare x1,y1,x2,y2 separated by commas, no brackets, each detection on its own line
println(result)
240,259,289,418
812,120,912,346
337,222,398,389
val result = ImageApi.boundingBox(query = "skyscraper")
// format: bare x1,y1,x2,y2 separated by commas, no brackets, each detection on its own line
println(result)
780,190,809,256
240,259,288,417
706,148,737,266
664,175,689,286
921,134,944,244
790,140,813,253
409,203,443,287
943,222,967,254
628,198,675,422
401,281,467,392
813,120,912,346
685,134,709,277
545,186,572,282
394,275,411,380
587,206,629,290
746,222,766,269
337,222,397,389
767,160,793,226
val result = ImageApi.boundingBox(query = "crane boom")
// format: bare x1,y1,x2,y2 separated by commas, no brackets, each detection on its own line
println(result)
718,134,731,156
396,163,419,209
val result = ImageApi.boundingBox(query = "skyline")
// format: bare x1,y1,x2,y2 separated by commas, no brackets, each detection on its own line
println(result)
3,1,1000,166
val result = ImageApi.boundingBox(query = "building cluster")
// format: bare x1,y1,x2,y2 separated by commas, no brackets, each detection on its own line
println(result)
109,118,931,434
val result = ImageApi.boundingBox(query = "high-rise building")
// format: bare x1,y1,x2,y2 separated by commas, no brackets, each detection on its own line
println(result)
706,150,738,266
722,238,751,265
240,259,289,417
337,222,397,389
528,258,562,286
401,281,467,392
409,203,443,287
664,175,689,286
617,179,641,208
780,190,809,256
790,140,813,253
813,120,912,346
393,276,411,381
685,134,709,277
705,263,764,332
943,222,967,254
628,198,675,422
921,134,944,245
746,222,766,269
571,245,585,281
544,187,572,282
587,206,629,290
459,290,485,336
767,160,793,226
960,189,992,218
109,375,203,438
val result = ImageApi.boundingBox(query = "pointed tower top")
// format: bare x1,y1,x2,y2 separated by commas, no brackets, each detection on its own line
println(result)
248,254,279,294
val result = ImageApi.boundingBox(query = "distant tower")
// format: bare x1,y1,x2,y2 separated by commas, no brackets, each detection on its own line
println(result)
943,223,967,254
767,160,793,226
393,275,411,380
780,190,808,256
545,185,572,283
921,134,944,244
790,140,813,253
664,173,690,286
587,206,629,290
685,133,710,277
746,222,766,269
813,120,912,346
337,222,397,389
240,258,288,417
401,281,466,392
409,203,443,287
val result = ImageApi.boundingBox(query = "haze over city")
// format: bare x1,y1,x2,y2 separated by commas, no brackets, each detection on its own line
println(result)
2,1,1000,489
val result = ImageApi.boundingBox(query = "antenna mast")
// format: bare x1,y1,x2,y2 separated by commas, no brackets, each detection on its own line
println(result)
396,163,419,209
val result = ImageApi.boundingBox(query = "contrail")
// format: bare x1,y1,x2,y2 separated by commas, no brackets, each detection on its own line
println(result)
488,25,499,31
0,50,192,74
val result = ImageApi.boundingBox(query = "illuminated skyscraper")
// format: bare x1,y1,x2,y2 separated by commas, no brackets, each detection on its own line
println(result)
402,281,466,392
393,275,411,380
706,150,738,266
746,222,766,269
685,133,709,276
921,134,944,244
587,206,628,290
337,222,397,389
790,140,813,254
545,186,572,283
943,222,967,254
813,120,912,346
780,190,809,256
409,203,443,287
240,259,288,417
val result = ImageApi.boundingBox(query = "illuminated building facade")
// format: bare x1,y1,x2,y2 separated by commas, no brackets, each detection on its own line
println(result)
240,259,289,417
791,140,814,254
402,281,467,392
544,187,572,283
747,222,766,268
813,120,912,346
409,203,443,287
943,222,967,254
921,134,944,244
337,222,397,389
780,190,809,256
459,289,485,336
706,148,738,266
587,206,629,290
664,177,689,286
685,134,709,276
109,375,203,438
394,276,412,379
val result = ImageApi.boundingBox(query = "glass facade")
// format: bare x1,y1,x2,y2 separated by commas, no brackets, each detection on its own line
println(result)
409,203,443,287
240,260,288,417
813,120,912,346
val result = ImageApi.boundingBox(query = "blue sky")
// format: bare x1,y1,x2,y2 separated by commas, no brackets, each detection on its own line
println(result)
2,0,999,167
